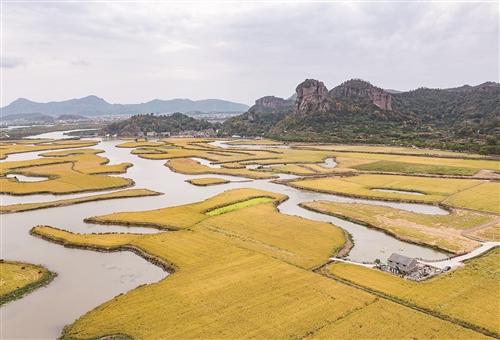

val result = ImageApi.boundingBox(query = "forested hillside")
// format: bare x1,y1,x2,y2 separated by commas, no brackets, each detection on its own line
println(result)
222,79,499,154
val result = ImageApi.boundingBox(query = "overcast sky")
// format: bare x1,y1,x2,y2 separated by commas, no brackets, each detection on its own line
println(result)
2,1,498,106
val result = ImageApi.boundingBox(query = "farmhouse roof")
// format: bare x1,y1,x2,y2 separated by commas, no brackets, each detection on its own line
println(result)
388,253,415,266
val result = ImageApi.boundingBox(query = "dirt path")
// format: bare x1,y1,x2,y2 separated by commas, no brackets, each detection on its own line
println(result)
461,216,500,241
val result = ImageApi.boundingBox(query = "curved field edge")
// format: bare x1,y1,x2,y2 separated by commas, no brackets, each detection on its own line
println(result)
166,158,276,180
0,140,99,160
0,261,57,306
29,227,176,273
205,197,275,216
299,202,458,255
351,160,479,176
0,148,135,196
299,201,494,254
29,226,487,340
185,177,230,186
26,186,492,340
283,175,499,214
0,189,162,214
321,247,500,338
84,191,288,231
0,178,136,197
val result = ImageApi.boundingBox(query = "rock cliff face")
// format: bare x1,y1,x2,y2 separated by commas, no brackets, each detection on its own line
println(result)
221,77,499,154
252,96,294,112
221,95,294,135
294,78,393,113
246,96,294,122
295,79,331,114
368,88,392,110
330,79,392,110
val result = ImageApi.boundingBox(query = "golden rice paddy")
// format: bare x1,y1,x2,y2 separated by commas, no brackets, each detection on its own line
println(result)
0,139,98,160
288,174,499,213
85,188,287,230
115,138,500,178
5,137,499,338
0,148,134,195
326,248,500,336
0,261,55,305
301,201,497,253
166,158,274,179
1,188,161,213
29,187,487,339
186,177,230,186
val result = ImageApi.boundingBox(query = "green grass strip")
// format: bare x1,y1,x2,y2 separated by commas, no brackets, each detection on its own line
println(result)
206,197,274,216
353,160,477,176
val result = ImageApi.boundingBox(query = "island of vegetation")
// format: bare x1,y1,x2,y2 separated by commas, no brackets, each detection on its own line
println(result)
0,188,161,213
0,260,56,306
186,177,230,186
0,147,134,195
287,174,500,214
301,201,498,254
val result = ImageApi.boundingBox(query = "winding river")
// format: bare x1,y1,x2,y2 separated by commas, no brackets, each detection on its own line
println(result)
1,132,453,338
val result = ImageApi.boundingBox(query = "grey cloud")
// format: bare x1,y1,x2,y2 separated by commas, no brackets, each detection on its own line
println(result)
3,2,498,105
71,60,91,67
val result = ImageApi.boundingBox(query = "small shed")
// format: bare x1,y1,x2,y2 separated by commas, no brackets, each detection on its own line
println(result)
387,253,418,274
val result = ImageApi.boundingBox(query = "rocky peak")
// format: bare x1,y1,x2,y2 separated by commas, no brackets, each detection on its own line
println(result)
253,96,292,111
295,79,330,114
244,96,294,123
330,79,392,111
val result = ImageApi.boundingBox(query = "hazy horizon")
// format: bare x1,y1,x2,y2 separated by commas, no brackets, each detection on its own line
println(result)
2,2,499,106
3,77,499,108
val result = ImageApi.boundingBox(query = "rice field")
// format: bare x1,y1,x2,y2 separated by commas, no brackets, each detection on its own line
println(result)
29,187,486,339
444,182,500,214
0,148,134,195
186,177,230,186
326,248,500,336
226,139,284,146
115,138,500,178
469,222,500,241
297,144,489,158
166,158,275,179
0,140,98,160
288,174,499,213
85,188,287,230
352,160,478,176
117,140,166,148
205,197,274,216
301,201,495,253
266,164,320,175
330,151,499,172
4,138,498,338
1,189,161,213
0,261,55,305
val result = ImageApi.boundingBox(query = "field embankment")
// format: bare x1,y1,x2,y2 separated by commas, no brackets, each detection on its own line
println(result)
0,261,56,306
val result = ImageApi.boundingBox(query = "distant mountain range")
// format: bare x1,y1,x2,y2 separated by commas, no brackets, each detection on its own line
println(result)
222,79,500,154
1,95,249,116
